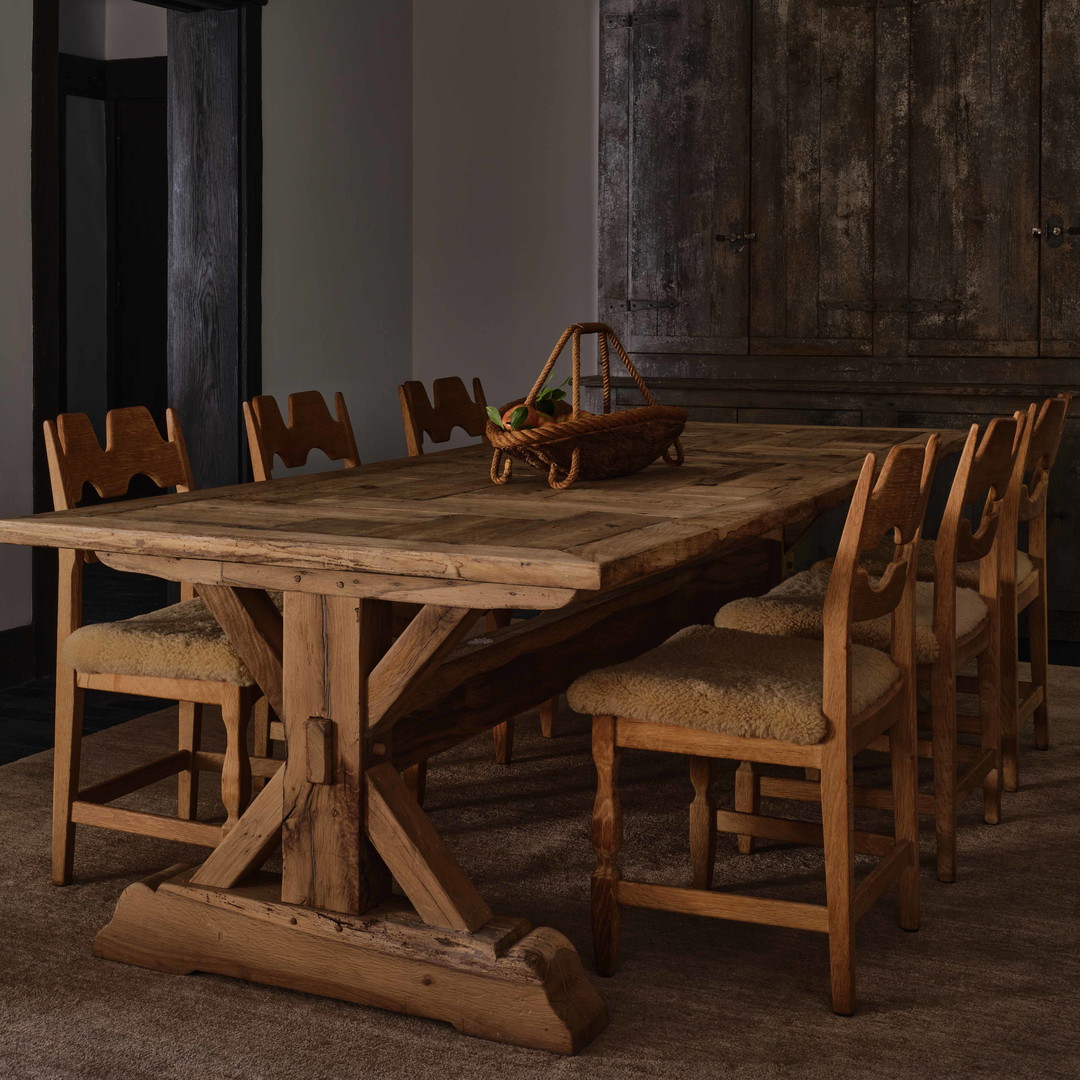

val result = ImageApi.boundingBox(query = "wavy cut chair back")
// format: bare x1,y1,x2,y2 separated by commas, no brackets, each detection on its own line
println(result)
397,377,488,457
1000,394,1071,788
45,406,195,512
823,437,940,723
44,406,265,885
933,411,1032,648
243,391,359,482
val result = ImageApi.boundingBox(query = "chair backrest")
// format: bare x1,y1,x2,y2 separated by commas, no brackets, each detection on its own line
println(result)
934,410,1032,600
243,391,360,482
43,406,195,512
823,436,940,719
397,377,487,457
1017,394,1071,524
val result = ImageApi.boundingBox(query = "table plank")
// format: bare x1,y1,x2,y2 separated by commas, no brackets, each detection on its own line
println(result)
0,423,963,591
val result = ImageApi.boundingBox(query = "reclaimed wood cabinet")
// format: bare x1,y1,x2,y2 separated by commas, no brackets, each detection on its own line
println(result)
594,0,1080,638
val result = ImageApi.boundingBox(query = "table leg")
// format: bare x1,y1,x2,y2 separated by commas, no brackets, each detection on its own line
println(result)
93,591,608,1054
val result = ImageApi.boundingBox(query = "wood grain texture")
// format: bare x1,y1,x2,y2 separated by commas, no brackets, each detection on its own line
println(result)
279,594,391,914
94,866,608,1055
0,423,963,593
751,0,873,354
398,378,487,456
602,0,750,354
167,8,260,489
244,391,360,481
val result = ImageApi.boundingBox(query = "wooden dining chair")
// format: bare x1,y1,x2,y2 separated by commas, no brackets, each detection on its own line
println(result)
823,399,1068,792
398,376,560,763
397,376,489,457
243,389,360,482
998,395,1070,791
45,407,270,886
716,413,1031,883
568,438,937,1014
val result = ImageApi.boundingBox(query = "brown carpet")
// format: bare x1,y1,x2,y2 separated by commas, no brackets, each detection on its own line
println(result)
1,665,1078,1080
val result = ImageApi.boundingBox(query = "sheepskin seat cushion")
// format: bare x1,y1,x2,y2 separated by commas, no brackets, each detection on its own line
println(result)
714,565,987,663
566,624,899,745
62,595,281,685
821,538,1034,591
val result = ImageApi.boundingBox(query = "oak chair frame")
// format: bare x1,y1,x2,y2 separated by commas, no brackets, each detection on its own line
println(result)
590,438,938,1015
45,407,269,885
998,394,1071,791
397,375,560,765
242,390,360,483
758,414,1032,882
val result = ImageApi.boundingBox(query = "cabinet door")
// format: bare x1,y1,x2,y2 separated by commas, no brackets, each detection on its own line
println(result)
906,0,1040,357
599,0,751,356
749,0,876,356
1040,0,1080,355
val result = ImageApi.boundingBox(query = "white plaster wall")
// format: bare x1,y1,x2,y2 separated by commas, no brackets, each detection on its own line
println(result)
412,0,599,433
105,0,166,59
0,0,35,630
261,0,413,467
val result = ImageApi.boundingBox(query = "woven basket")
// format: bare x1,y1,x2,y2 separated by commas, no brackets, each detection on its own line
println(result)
487,322,687,489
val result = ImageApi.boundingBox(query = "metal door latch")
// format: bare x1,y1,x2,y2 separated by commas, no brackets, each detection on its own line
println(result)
715,221,756,253
1041,216,1080,247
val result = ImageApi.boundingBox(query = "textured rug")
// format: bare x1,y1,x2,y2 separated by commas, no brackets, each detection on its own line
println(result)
1,666,1078,1080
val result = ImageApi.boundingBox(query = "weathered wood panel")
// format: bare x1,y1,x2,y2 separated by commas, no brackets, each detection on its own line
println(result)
872,0,911,357
1040,0,1080,351
609,0,750,355
749,0,874,355
907,0,1040,356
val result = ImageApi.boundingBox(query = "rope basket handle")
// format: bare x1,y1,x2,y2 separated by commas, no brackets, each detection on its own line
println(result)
523,323,657,417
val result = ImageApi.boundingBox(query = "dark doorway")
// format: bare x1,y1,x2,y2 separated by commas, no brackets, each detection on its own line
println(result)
31,1,263,679
60,54,168,434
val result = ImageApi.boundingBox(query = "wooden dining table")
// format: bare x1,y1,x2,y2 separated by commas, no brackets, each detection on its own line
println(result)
0,421,964,1054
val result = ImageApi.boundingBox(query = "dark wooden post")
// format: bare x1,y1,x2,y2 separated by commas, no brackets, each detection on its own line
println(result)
167,4,261,489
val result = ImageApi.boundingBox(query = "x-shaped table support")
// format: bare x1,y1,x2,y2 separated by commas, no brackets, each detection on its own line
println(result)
90,542,773,1053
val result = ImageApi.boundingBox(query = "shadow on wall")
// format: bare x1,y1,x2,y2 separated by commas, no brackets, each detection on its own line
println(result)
412,0,600,441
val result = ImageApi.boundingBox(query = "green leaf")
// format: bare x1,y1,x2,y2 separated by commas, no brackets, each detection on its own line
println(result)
548,389,567,400
536,399,556,417
485,405,504,426
508,406,529,430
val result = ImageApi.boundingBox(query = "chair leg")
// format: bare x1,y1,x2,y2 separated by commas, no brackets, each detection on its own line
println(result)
888,711,920,932
52,668,84,886
251,697,271,794
591,715,623,977
820,747,856,1015
999,582,1020,792
689,756,716,888
931,661,958,883
1029,572,1051,752
492,721,514,765
219,689,254,834
978,644,1002,827
735,761,759,854
402,761,427,807
177,701,203,819
488,610,514,764
540,697,558,738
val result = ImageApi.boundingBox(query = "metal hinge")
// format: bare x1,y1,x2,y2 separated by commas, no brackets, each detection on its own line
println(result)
819,299,962,314
602,298,678,312
604,11,679,29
